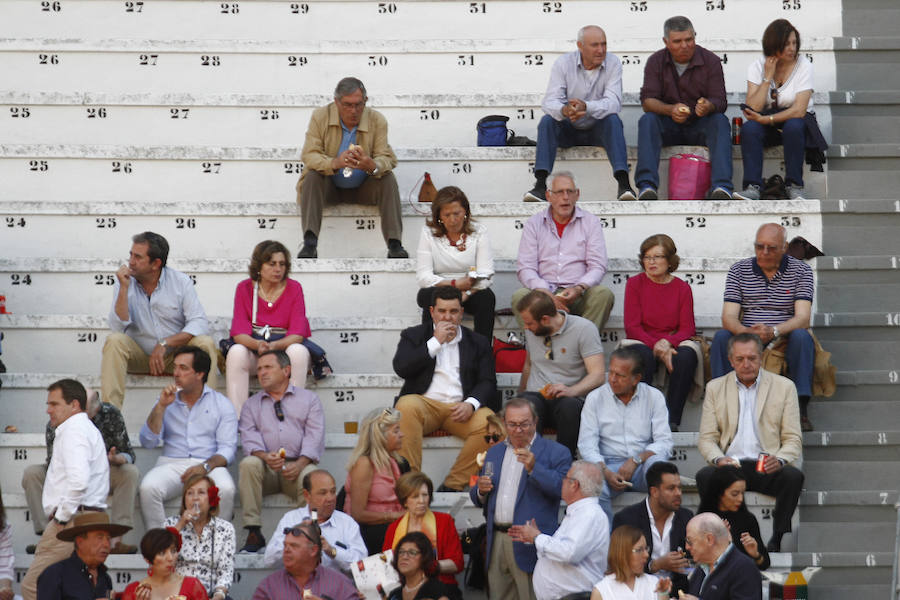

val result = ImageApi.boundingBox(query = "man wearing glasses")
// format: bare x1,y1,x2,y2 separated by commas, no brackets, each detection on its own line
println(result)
295,76,408,259
710,222,815,431
471,397,571,600
513,170,615,331
515,289,606,459
138,347,238,530
237,350,325,553
682,513,762,600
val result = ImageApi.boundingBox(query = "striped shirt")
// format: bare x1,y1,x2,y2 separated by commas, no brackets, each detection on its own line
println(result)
723,255,813,326
252,565,358,600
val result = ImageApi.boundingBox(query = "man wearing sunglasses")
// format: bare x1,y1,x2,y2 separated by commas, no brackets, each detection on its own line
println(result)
238,350,325,553
709,222,815,431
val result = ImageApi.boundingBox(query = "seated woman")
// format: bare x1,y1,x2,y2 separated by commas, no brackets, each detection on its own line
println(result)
735,18,820,201
383,472,464,600
624,234,697,431
387,531,452,600
344,407,407,554
123,527,208,600
697,466,770,570
590,525,670,600
416,186,496,339
226,239,331,414
164,474,235,599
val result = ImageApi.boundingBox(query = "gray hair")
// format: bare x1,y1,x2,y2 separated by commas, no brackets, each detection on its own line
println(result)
569,460,604,497
577,25,603,43
727,333,764,356
547,170,578,191
259,349,291,369
756,222,787,246
663,16,695,38
86,389,102,416
691,512,731,543
334,77,367,100
501,396,538,422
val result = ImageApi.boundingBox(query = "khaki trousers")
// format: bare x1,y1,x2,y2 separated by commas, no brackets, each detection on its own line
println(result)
395,394,493,490
511,285,615,330
488,531,536,600
101,332,218,408
299,170,403,243
238,456,317,528
21,512,91,600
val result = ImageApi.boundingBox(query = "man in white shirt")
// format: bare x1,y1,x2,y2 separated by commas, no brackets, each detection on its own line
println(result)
579,346,674,521
264,470,367,573
21,379,110,600
509,460,609,600
393,286,498,491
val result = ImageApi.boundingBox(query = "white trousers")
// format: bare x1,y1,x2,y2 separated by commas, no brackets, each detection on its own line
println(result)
139,456,235,529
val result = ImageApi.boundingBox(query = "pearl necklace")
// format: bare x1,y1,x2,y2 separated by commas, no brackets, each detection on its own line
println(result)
403,574,426,594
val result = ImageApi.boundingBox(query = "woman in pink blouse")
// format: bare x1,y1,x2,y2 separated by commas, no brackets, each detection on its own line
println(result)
624,234,697,431
226,240,318,414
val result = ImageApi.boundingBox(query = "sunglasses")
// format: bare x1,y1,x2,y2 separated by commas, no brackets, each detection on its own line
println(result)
274,400,285,422
483,433,502,444
543,336,554,361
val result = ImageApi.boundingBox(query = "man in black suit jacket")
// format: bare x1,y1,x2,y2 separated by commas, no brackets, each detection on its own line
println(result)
684,513,762,600
393,286,497,491
613,461,693,597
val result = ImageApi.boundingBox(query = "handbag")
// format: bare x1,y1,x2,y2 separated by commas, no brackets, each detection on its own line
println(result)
493,337,526,373
667,153,711,200
460,523,487,590
418,171,437,203
476,115,510,146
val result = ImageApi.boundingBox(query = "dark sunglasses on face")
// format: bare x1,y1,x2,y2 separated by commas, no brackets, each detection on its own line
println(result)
484,434,502,444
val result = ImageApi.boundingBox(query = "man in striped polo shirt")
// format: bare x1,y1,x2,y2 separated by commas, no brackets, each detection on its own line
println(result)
710,223,815,431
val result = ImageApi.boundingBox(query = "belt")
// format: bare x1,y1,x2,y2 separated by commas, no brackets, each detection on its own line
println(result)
494,523,512,533
77,505,104,512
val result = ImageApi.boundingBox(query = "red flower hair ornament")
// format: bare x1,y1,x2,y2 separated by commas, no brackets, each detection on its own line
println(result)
207,485,220,508
165,526,183,551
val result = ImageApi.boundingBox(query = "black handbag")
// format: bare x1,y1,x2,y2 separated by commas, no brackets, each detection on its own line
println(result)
460,523,487,590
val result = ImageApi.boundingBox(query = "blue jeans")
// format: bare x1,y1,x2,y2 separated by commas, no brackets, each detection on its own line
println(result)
598,453,668,523
535,113,629,174
710,328,814,396
636,112,733,193
740,118,806,188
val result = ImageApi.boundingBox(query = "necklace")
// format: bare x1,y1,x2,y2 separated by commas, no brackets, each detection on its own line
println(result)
403,574,426,593
258,282,285,308
448,233,467,252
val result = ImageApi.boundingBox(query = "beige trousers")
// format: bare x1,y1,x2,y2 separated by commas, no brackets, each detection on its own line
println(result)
511,285,615,330
237,456,317,528
488,531,536,600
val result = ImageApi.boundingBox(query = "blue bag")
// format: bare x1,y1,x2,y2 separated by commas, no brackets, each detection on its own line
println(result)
476,115,510,146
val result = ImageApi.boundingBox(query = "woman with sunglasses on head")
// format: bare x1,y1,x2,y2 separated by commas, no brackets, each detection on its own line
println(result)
383,472,464,600
164,474,235,600
388,532,452,600
344,407,408,554
735,19,824,202
416,186,496,339
590,525,671,600
124,528,208,600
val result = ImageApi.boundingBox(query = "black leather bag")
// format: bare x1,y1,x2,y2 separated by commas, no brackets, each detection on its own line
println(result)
460,523,487,590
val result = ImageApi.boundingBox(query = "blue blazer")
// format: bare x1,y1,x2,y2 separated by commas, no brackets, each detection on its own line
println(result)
469,435,572,573
687,545,762,600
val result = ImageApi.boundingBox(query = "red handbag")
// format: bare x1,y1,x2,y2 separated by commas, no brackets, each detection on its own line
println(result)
493,337,526,373
667,153,711,200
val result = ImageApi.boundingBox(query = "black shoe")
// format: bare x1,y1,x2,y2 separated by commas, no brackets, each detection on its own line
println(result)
800,415,814,432
240,529,267,553
387,239,409,259
297,244,317,259
638,186,658,201
26,544,36,554
311,353,333,380
766,533,783,553
669,423,679,433
524,182,547,202
617,181,637,201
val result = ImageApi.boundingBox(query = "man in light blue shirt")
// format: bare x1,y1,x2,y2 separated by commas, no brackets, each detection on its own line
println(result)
101,231,216,409
579,346,673,521
138,346,238,529
525,25,635,203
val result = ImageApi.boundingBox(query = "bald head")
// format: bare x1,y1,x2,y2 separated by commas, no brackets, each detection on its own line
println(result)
754,222,788,273
686,513,731,566
577,25,608,69
756,223,787,246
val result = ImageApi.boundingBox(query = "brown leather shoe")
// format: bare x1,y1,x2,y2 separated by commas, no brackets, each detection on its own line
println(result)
110,542,138,554
801,415,814,432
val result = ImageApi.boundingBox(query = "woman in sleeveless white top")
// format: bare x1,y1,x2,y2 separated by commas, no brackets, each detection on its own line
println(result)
591,525,671,600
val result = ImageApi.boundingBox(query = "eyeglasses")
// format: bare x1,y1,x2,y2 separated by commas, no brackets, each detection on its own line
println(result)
339,100,366,111
548,188,578,196
273,401,284,422
483,433,502,444
396,549,422,558
283,526,318,546
632,545,650,554
754,243,781,253
642,254,667,262
505,421,534,431
543,336,554,361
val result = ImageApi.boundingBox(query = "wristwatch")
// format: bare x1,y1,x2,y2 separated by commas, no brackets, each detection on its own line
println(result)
772,326,780,338
157,339,168,349
367,166,380,176
202,461,210,473
633,455,644,465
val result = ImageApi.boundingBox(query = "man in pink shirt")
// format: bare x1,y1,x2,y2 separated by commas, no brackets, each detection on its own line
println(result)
512,170,613,330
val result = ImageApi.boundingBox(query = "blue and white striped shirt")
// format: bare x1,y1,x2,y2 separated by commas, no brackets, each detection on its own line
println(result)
723,255,813,326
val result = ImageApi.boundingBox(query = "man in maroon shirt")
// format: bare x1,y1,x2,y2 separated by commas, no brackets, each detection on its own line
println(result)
635,16,733,200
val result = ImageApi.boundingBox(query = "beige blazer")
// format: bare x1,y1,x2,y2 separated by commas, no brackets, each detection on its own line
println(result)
698,368,803,466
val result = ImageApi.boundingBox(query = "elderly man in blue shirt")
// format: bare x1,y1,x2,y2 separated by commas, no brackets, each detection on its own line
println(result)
525,25,635,203
579,346,674,521
101,231,217,409
139,346,238,529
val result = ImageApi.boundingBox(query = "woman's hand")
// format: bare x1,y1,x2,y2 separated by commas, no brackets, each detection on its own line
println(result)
256,340,271,355
740,531,760,559
134,581,152,600
455,277,475,292
763,55,778,82
655,577,672,594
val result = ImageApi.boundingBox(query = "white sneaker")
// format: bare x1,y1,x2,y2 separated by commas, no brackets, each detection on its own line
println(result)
734,184,761,201
787,184,806,200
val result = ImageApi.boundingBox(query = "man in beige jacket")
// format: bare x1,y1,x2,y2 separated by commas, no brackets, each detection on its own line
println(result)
696,332,803,553
296,76,407,259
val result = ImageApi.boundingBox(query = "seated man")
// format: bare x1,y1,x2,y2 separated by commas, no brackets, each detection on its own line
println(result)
525,25,636,202
22,389,139,555
238,350,325,553
296,76,408,259
139,346,238,529
514,170,615,331
101,231,217,409
517,290,606,459
613,461,693,596
683,513,761,600
253,521,358,600
697,333,804,552
264,469,367,574
636,16,733,200
579,346,673,520
393,286,497,492
711,222,816,430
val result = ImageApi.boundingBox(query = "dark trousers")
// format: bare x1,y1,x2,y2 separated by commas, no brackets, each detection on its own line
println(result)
521,391,583,459
696,461,804,535
534,113,629,175
416,287,496,340
631,342,698,426
710,328,814,397
740,118,806,188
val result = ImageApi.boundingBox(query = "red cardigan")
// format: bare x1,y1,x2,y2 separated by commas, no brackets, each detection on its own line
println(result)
382,511,464,588
624,272,696,347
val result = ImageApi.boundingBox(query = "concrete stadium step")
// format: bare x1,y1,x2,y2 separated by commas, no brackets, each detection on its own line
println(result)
809,338,900,371
842,0,900,37
804,460,900,491
0,257,737,317
0,144,827,205
827,90,900,145
772,552,894,588
812,253,900,287
815,284,900,311
824,144,900,200
808,400,900,430
834,36,900,90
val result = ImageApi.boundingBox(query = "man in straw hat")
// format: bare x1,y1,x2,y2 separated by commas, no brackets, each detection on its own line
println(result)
36,511,131,600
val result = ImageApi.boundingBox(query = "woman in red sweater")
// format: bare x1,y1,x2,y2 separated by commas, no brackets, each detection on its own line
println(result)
624,234,697,431
383,472,464,600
